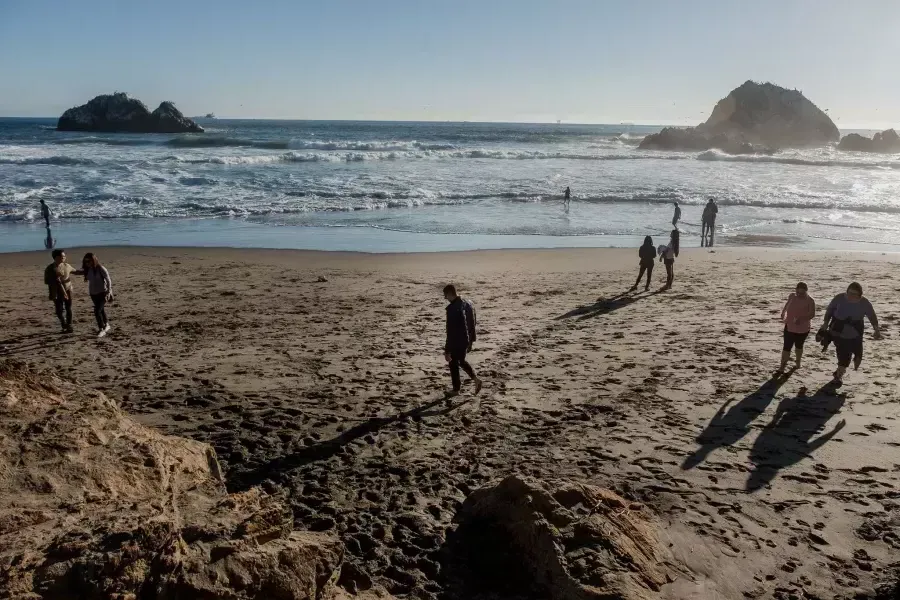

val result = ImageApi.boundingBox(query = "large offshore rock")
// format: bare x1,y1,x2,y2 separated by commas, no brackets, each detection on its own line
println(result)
57,93,203,133
639,80,838,153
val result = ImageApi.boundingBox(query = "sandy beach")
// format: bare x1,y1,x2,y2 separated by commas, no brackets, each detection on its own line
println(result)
1,245,899,599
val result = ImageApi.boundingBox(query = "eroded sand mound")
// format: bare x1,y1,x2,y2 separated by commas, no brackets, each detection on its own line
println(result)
444,475,671,600
0,360,343,599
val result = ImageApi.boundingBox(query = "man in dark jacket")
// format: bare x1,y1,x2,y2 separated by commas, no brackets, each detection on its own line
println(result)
443,284,482,397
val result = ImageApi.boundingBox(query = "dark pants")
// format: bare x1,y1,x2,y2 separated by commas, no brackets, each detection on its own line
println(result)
54,295,72,328
783,328,809,351
635,263,653,288
664,258,675,287
448,347,476,391
91,293,108,329
702,220,716,247
834,337,863,368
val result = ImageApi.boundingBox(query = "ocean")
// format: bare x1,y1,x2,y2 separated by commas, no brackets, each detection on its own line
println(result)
1,118,899,253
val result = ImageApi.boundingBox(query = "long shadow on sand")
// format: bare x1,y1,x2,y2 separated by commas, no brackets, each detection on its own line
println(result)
746,383,846,492
231,394,465,490
556,288,665,321
682,370,794,470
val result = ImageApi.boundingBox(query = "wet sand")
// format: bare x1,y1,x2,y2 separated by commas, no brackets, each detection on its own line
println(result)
1,246,899,599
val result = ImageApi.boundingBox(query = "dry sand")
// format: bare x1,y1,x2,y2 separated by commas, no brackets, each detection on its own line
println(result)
1,246,899,599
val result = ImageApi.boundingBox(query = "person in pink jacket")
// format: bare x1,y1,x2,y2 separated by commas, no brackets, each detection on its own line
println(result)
778,282,816,372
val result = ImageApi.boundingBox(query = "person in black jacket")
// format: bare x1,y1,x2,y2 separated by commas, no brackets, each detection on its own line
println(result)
630,236,656,291
443,284,483,397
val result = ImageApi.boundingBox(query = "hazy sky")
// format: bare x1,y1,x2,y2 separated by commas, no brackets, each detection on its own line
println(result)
1,0,899,127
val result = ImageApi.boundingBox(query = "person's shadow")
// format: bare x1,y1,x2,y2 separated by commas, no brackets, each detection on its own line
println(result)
682,370,794,470
745,383,846,492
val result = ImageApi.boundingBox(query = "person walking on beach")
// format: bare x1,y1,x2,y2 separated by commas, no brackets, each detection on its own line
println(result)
564,186,571,210
78,252,114,337
672,201,681,227
778,282,815,372
443,284,483,398
659,229,679,290
630,236,656,291
44,249,76,333
819,282,881,387
40,199,51,228
701,198,718,247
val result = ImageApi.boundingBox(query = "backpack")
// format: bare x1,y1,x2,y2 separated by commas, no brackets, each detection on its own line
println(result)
462,299,477,344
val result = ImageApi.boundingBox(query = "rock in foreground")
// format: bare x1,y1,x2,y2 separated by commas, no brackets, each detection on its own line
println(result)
0,360,344,599
838,129,900,153
445,475,671,600
639,80,839,153
57,93,204,133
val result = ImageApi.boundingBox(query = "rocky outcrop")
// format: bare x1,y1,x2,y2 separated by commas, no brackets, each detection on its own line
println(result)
57,93,204,133
838,129,900,153
444,475,671,600
639,80,839,153
0,360,346,599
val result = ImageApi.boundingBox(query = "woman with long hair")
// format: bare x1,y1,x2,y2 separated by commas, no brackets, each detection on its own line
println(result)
820,282,881,387
77,252,114,337
659,229,680,290
630,236,656,292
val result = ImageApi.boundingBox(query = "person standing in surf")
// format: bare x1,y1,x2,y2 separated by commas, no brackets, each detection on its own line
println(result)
778,282,815,372
701,198,718,247
672,201,681,228
443,284,483,398
659,229,680,290
76,252,114,337
630,236,656,292
564,186,571,210
40,199,51,228
819,282,881,387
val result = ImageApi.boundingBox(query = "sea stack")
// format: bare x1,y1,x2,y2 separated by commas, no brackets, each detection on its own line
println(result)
57,93,204,134
838,128,900,153
639,81,839,154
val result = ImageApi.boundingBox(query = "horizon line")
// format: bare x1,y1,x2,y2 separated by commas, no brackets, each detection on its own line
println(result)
0,115,893,131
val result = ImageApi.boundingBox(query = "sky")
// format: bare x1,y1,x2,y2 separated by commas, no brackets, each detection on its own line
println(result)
1,0,899,127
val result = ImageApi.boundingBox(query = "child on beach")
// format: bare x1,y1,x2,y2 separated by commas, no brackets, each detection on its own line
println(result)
78,252,113,337
778,282,815,372
630,236,656,291
43,249,76,333
659,230,680,290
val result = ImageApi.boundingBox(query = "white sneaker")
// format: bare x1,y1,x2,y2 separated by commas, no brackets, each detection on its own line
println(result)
97,329,107,338
104,324,111,333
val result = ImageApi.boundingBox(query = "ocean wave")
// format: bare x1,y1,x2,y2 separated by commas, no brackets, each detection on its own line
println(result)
178,176,218,186
697,150,900,170
0,155,96,166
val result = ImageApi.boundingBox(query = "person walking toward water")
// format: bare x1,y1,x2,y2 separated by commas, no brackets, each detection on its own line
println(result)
44,249,76,333
78,252,114,337
564,187,571,210
701,198,718,247
40,199,51,228
778,282,815,372
630,236,656,291
659,230,680,290
672,202,681,227
819,282,881,387
443,284,482,398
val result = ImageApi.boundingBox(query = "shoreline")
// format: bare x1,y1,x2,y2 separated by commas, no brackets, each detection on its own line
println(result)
3,218,900,255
